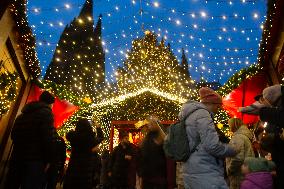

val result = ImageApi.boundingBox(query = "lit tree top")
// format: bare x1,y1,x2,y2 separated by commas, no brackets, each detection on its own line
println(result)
116,31,197,99
44,0,105,97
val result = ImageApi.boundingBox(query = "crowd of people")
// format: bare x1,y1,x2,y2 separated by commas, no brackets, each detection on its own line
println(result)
3,85,284,189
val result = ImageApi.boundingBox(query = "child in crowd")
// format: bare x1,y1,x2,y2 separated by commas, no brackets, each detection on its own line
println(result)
241,157,275,189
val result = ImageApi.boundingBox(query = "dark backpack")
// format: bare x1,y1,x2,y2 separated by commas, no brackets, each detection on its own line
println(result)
163,108,201,162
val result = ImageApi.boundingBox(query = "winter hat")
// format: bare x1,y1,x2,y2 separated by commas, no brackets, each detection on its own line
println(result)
228,118,243,132
255,85,282,106
199,87,222,104
239,85,282,114
39,91,55,105
244,157,270,172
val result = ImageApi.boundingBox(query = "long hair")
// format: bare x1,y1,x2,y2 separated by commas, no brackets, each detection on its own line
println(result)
228,118,244,133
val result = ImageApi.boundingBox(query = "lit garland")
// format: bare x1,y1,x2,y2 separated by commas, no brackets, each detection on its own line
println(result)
58,91,183,151
215,63,262,130
10,0,41,78
58,89,235,150
257,0,277,66
35,79,89,107
218,63,262,96
0,71,18,116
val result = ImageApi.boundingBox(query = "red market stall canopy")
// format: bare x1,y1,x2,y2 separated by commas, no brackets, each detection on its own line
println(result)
222,73,268,125
27,84,79,129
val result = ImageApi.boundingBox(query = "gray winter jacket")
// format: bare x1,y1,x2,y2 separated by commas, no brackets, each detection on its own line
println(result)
226,126,254,189
179,101,236,189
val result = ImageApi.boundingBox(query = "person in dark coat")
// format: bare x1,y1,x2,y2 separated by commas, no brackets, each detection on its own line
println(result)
63,119,104,189
100,150,111,189
4,91,57,189
92,151,102,189
45,135,66,189
239,84,284,189
108,131,139,189
139,115,167,189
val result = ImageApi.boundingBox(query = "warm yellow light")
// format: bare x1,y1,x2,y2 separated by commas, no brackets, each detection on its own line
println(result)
78,19,83,23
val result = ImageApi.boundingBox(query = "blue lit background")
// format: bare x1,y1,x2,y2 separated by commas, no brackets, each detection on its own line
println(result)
27,0,267,84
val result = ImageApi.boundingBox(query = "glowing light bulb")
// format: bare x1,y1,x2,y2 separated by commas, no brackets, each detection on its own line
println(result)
200,11,207,18
260,24,264,29
176,20,181,25
153,2,159,7
65,4,71,9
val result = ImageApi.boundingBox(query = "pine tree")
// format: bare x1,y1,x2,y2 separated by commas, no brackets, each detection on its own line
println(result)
181,48,192,81
44,0,105,97
116,31,195,98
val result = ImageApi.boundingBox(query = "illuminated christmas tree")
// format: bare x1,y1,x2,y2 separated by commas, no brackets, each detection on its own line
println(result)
44,0,105,96
181,48,191,81
116,31,196,99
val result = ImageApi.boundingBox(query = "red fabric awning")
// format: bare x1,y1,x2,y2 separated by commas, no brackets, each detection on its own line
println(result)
222,73,267,124
27,84,79,129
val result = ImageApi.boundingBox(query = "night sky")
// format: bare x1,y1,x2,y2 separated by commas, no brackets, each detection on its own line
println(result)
27,0,267,84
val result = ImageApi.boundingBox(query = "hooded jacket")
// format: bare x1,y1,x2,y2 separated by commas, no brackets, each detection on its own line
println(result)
226,126,254,189
179,101,236,189
11,101,56,163
241,172,273,189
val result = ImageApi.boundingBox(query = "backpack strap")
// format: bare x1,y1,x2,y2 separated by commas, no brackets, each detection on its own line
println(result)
180,109,195,122
191,135,201,154
181,105,209,154
180,104,207,122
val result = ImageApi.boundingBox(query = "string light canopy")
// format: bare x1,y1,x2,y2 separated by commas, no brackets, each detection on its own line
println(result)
7,0,272,150
27,0,266,85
